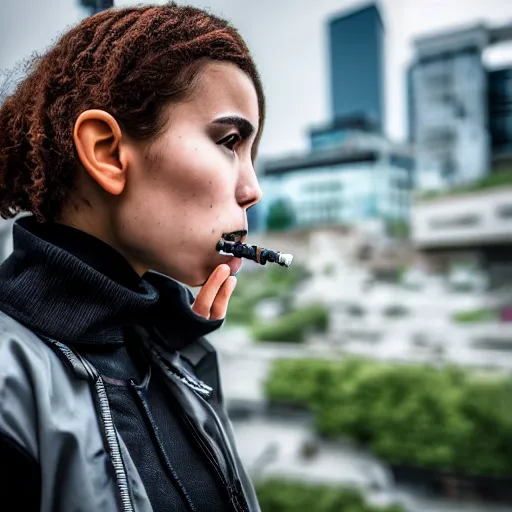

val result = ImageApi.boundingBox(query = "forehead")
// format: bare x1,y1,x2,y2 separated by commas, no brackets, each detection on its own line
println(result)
178,61,259,130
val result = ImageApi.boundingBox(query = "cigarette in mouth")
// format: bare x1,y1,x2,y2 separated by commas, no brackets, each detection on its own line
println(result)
216,233,293,268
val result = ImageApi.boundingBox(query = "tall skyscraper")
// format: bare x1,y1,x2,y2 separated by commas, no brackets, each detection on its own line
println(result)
80,0,114,15
328,4,384,130
253,3,411,236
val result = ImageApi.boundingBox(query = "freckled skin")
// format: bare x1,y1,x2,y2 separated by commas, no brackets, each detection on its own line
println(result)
108,63,262,286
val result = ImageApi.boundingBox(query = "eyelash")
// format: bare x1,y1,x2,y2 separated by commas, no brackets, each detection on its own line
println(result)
217,133,241,152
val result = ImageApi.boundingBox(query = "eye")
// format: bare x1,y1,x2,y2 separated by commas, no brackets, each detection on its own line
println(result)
217,133,241,152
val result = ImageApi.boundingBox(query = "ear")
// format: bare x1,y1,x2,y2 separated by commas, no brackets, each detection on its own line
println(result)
73,109,128,196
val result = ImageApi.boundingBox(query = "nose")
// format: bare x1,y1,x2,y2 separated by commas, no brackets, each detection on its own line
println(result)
236,162,263,210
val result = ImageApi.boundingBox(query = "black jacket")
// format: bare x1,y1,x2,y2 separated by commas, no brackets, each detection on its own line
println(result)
0,215,260,512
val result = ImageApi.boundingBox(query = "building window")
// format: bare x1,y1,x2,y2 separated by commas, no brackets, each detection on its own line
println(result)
302,181,343,193
496,204,512,219
429,214,480,229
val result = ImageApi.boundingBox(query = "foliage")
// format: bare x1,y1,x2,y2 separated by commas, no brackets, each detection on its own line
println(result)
252,316,305,343
384,219,410,239
226,264,309,326
417,172,512,202
266,199,296,231
252,305,329,343
0,58,35,105
452,309,497,324
226,295,256,324
265,358,338,405
264,358,512,476
323,263,335,276
255,479,405,512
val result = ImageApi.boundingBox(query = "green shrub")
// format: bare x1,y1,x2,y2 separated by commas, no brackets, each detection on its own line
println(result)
417,172,512,202
252,305,329,343
253,319,306,343
455,378,512,475
225,265,310,327
265,358,338,406
263,358,512,476
452,309,497,324
226,296,255,324
256,479,405,512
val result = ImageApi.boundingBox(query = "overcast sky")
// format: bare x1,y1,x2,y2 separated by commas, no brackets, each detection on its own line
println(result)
1,0,512,159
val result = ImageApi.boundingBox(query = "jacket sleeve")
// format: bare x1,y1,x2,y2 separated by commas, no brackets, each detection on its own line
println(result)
0,314,42,509
0,431,41,509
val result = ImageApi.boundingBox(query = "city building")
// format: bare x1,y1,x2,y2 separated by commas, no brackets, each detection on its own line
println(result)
256,134,413,233
308,3,384,151
252,3,402,235
328,4,384,130
309,114,380,151
408,22,512,190
407,22,512,286
489,66,512,170
80,0,114,15
411,185,512,287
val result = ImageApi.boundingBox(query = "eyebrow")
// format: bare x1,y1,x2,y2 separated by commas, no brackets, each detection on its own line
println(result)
210,115,256,139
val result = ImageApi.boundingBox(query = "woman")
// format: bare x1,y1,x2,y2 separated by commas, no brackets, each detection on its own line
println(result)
0,4,264,511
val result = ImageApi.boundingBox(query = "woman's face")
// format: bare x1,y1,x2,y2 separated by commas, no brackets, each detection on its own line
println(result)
113,62,262,286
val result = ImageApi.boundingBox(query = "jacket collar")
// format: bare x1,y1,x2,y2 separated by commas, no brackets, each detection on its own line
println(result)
0,216,222,347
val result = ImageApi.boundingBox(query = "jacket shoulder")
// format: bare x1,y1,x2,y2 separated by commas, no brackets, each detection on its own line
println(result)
0,309,55,361
0,310,58,459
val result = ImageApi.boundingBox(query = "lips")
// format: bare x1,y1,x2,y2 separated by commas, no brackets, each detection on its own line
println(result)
221,229,248,244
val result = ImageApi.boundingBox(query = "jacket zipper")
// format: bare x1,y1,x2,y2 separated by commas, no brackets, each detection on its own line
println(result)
147,354,235,504
178,404,247,512
42,338,135,512
48,335,250,512
129,379,197,512
149,346,250,512
192,391,250,512
94,375,135,512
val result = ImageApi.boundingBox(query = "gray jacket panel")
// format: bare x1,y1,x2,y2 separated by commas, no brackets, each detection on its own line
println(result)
0,310,152,511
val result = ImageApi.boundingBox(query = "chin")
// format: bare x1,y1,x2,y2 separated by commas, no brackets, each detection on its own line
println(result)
175,268,212,288
148,256,215,287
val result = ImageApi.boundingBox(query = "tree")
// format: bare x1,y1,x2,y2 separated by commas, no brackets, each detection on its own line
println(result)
0,58,34,106
266,198,296,231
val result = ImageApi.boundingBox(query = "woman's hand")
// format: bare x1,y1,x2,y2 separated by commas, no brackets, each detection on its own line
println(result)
192,264,237,320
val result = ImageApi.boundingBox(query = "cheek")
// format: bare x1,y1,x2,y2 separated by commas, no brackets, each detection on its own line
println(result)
119,142,235,237
163,138,235,198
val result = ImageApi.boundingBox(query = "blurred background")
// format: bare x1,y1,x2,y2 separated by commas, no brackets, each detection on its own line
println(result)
2,1,512,511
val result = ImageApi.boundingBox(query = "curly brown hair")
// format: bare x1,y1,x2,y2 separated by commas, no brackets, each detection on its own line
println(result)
0,3,265,222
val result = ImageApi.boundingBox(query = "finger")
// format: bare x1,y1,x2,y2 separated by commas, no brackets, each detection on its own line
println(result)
192,264,231,318
209,276,237,321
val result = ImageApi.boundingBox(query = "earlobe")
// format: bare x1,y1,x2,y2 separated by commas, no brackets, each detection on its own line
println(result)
73,109,127,196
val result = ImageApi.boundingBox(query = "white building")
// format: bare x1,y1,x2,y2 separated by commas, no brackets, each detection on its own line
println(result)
257,133,413,233
408,23,512,190
411,186,512,286
412,187,512,249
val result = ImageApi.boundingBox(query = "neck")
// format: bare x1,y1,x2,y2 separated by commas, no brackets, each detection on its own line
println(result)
58,210,147,277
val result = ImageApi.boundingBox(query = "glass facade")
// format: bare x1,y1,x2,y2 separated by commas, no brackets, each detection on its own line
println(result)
310,128,349,150
407,65,416,143
489,67,512,156
410,46,489,188
80,0,114,14
329,5,383,129
256,160,411,232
